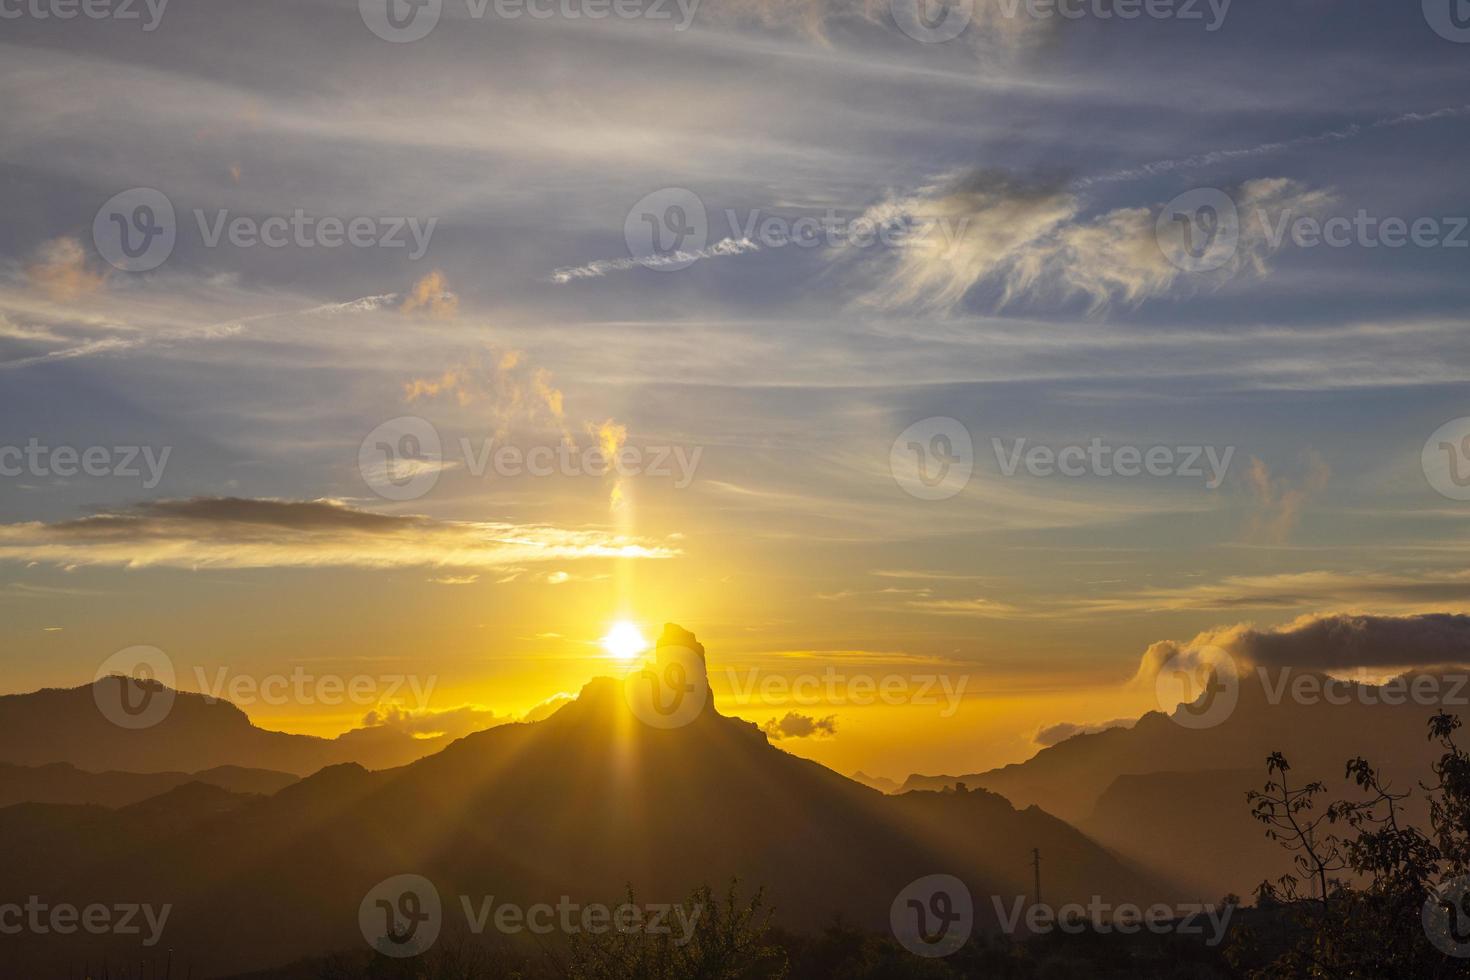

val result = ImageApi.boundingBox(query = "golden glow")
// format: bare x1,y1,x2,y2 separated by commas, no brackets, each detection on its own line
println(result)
600,620,649,661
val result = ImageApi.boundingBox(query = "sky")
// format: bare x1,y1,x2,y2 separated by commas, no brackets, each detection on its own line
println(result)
2,0,1469,779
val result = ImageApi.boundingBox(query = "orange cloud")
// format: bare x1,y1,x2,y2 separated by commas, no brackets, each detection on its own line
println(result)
404,347,568,440
0,497,679,571
25,237,107,301
1243,452,1330,543
399,270,458,318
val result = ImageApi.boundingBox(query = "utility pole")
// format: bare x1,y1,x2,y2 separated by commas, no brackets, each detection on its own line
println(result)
1031,848,1042,907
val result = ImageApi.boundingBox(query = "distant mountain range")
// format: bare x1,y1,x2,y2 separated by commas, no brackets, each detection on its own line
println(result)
6,637,1462,973
0,761,297,808
899,670,1453,898
0,678,457,775
0,634,1166,976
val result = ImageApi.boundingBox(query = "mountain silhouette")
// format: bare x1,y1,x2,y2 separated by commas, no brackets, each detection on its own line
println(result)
0,626,1170,976
0,678,458,775
900,669,1452,898
0,760,297,808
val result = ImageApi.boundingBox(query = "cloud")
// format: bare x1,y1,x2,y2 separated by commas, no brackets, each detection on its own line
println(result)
1033,717,1134,747
1070,569,1470,617
707,0,1052,53
1132,613,1470,682
1076,104,1470,188
522,692,576,722
360,703,507,739
429,574,479,585
24,237,108,301
551,237,760,283
848,171,1334,314
1243,452,1330,543
904,596,1023,617
590,418,629,513
404,348,569,439
762,710,838,740
0,497,678,571
399,270,458,318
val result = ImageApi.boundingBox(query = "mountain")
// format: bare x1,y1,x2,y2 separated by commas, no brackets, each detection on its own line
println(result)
0,626,1172,977
0,761,298,808
899,670,1455,898
1078,770,1278,899
850,770,901,794
0,679,461,775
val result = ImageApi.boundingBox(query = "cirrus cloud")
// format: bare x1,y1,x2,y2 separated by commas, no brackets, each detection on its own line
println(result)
0,497,678,571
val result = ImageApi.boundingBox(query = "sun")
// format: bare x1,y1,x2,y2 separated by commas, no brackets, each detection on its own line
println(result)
600,620,649,661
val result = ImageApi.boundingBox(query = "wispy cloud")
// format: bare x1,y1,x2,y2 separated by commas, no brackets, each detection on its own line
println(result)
847,170,1334,315
24,237,108,301
0,498,678,571
1243,452,1330,544
1076,104,1470,188
551,237,759,283
404,347,569,439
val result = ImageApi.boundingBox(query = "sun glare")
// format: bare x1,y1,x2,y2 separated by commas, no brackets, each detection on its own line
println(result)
600,621,649,661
